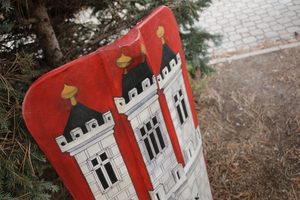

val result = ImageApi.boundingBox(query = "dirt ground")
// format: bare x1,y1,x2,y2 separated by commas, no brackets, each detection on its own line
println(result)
192,47,300,200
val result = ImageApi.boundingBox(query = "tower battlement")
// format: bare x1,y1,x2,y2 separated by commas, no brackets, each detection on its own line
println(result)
114,76,157,115
55,111,114,155
157,52,182,90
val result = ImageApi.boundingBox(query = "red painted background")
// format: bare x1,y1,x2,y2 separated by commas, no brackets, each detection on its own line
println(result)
23,6,199,199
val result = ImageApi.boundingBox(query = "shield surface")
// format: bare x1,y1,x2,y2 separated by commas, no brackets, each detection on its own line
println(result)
23,6,212,200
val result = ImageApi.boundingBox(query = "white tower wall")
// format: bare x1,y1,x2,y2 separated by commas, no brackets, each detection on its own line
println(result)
74,133,138,200
162,72,197,163
157,52,213,200
56,112,138,200
128,95,180,199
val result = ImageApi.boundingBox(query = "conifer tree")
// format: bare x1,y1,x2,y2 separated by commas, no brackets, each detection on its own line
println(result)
0,0,218,198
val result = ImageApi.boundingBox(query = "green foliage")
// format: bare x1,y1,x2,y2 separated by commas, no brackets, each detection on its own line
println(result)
86,0,220,74
181,28,221,77
0,53,60,199
0,0,12,12
0,0,219,198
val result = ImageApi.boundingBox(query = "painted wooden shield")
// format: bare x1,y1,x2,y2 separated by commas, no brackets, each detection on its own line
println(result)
23,6,212,200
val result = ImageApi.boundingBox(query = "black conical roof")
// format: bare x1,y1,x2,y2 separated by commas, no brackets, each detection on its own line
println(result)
63,103,104,142
122,61,153,103
160,43,177,74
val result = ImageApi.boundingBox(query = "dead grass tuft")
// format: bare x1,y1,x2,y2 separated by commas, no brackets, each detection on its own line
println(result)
194,47,300,199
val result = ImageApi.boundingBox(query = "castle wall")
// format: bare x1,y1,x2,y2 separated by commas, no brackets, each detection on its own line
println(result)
128,97,179,196
174,144,212,200
73,133,138,200
179,149,212,200
162,71,197,164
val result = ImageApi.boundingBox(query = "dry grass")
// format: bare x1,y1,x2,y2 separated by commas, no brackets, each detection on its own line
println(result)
192,47,300,199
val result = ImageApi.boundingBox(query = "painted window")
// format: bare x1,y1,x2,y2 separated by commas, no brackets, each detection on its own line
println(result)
90,152,118,192
172,165,184,183
185,143,194,162
174,89,188,124
156,193,161,200
140,116,166,160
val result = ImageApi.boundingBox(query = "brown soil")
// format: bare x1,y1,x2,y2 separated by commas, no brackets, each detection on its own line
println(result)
192,47,300,200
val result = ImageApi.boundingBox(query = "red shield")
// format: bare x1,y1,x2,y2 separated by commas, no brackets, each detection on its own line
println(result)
23,6,204,200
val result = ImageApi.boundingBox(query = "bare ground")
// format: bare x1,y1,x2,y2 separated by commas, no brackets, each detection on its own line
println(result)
192,47,300,200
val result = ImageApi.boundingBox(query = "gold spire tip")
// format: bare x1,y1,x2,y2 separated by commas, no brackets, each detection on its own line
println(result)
141,44,146,54
116,53,132,69
61,84,78,106
141,44,146,62
156,26,165,44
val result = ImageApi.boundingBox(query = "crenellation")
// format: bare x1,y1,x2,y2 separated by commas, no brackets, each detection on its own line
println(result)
70,127,84,140
55,111,115,153
169,59,177,70
157,53,182,90
162,67,169,78
142,78,151,90
56,135,68,148
114,76,157,114
85,118,99,132
128,88,138,101
176,53,181,66
103,111,113,123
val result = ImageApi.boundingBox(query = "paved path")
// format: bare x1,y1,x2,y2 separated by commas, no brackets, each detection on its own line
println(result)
197,0,300,58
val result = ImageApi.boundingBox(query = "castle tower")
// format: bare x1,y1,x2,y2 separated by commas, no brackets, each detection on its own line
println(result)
156,26,212,200
156,25,198,167
56,85,138,200
114,47,183,200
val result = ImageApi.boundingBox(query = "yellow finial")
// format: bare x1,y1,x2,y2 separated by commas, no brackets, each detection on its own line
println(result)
141,44,146,55
141,44,146,62
116,53,132,74
156,26,165,44
61,84,78,106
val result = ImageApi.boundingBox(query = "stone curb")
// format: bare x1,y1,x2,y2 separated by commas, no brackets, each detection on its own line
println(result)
208,42,300,65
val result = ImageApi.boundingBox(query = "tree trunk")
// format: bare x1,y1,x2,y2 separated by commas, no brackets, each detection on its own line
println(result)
33,3,63,67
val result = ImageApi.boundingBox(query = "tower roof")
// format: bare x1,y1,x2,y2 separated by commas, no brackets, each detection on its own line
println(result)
160,43,177,74
122,61,153,103
156,26,177,75
63,103,104,142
